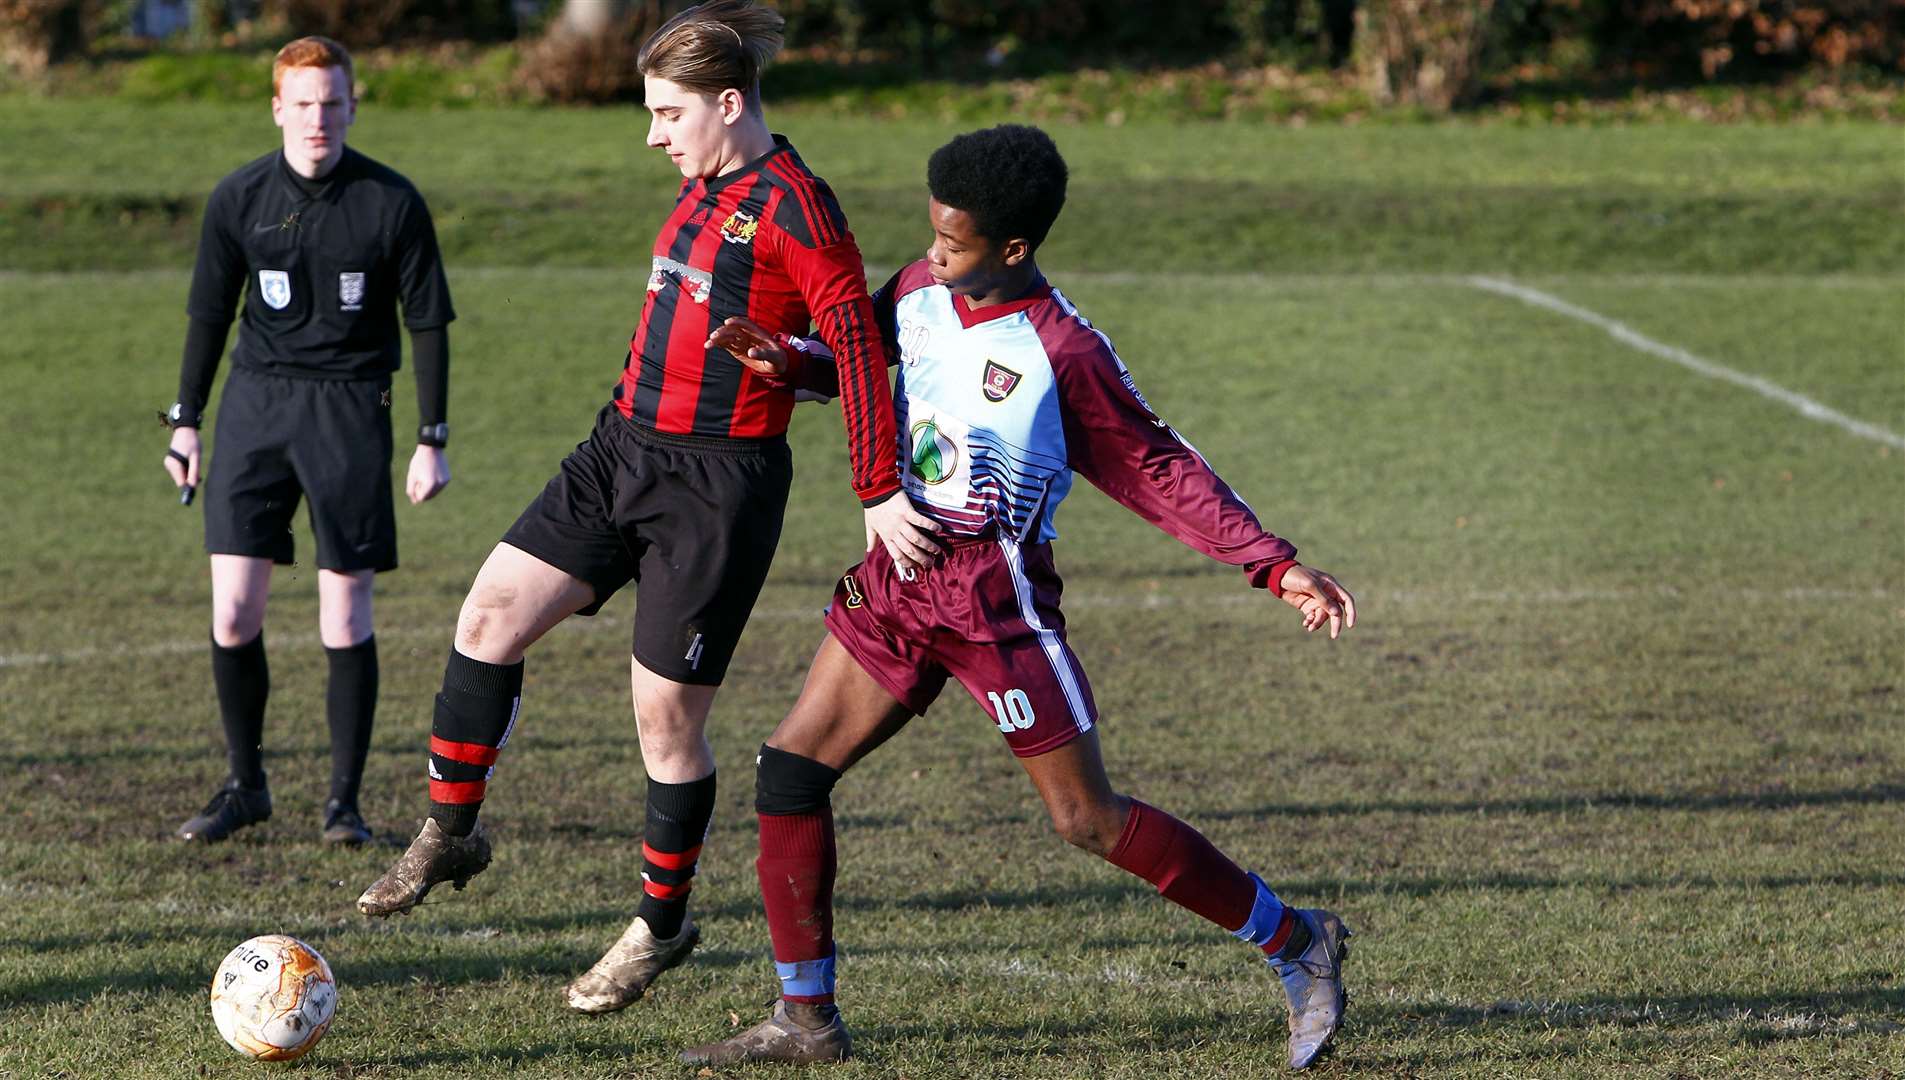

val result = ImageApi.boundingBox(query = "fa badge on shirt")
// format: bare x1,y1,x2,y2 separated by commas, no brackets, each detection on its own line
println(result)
258,269,291,310
339,272,365,311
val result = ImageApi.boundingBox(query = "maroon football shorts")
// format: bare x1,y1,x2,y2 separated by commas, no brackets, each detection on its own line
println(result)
823,533,1098,757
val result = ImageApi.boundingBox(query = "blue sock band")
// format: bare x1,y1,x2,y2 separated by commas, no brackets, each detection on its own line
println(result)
1230,872,1288,947
775,951,836,998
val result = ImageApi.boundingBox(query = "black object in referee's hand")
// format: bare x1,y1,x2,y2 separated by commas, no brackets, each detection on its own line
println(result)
167,448,195,506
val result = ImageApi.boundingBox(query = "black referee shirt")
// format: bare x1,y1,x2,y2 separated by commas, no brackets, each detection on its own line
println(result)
186,147,454,381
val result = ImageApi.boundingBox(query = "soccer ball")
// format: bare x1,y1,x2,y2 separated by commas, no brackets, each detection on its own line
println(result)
208,935,336,1061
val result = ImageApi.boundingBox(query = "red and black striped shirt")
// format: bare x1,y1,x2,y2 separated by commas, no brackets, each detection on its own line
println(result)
614,136,900,505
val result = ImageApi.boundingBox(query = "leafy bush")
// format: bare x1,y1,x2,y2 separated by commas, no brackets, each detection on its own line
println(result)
259,0,519,48
1,0,97,73
1494,0,1902,82
1600,0,1901,80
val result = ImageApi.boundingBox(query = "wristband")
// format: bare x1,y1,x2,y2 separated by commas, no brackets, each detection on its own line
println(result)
1266,559,1298,599
418,422,448,448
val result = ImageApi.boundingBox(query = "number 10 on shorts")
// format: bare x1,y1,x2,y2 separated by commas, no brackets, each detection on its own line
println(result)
987,688,1035,732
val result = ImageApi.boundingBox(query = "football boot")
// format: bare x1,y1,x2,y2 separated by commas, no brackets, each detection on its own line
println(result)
355,819,491,916
320,800,372,846
678,1000,852,1065
176,777,272,842
1274,908,1352,1070
565,914,699,1013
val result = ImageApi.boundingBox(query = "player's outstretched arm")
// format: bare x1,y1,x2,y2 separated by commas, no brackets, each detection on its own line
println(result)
707,316,789,376
1275,564,1357,639
709,315,845,402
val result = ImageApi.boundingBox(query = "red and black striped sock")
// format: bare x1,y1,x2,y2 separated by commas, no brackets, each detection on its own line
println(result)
635,773,717,939
757,808,837,1005
1105,798,1299,954
425,649,522,837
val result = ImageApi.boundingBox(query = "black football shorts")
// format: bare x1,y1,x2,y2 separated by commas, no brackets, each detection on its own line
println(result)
501,405,792,685
203,366,397,572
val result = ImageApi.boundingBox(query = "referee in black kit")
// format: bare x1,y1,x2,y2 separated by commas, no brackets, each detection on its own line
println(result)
160,36,455,845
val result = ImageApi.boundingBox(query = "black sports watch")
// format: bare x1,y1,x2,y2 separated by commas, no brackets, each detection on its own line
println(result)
418,422,449,448
160,401,203,429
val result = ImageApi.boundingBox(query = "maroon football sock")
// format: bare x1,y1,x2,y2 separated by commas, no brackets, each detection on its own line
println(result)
756,809,837,1003
1105,798,1258,934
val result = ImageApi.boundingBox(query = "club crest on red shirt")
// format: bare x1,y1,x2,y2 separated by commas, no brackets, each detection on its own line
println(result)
981,359,1021,402
720,211,759,245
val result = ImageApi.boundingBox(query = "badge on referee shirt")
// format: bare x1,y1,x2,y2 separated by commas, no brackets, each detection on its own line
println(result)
339,272,365,311
258,270,291,310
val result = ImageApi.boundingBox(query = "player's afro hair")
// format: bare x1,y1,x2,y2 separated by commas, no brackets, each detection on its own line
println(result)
927,124,1068,252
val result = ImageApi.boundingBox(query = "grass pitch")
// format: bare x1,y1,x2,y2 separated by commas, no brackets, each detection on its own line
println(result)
1,106,1901,1078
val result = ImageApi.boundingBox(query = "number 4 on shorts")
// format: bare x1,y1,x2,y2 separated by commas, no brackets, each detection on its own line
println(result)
986,689,1035,732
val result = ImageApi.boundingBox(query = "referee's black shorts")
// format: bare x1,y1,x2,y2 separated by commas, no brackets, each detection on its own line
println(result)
501,405,793,686
203,366,397,572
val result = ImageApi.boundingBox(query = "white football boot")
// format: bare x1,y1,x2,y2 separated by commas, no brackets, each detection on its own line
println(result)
565,914,699,1014
1273,908,1351,1069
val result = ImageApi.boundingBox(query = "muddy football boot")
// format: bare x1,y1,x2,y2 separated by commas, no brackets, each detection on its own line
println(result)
565,914,700,1014
321,800,372,846
355,819,491,916
679,1000,852,1065
176,778,272,842
1274,908,1352,1070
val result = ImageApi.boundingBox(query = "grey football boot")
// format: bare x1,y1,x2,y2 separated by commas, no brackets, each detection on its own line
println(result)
564,914,700,1014
355,819,492,916
1274,908,1352,1069
177,777,272,842
678,1000,852,1065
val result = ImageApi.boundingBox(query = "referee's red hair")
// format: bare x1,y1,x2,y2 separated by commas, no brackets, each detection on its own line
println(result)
273,36,353,95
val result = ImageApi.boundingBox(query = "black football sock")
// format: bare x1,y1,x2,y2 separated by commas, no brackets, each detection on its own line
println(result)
210,631,269,789
324,636,378,810
636,773,718,939
427,649,523,837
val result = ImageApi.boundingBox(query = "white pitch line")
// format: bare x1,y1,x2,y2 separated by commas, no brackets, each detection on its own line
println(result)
1,587,1891,670
1467,275,1905,451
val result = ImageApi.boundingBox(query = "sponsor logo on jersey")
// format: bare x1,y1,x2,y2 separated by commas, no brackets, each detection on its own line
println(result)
339,272,365,311
981,359,1022,402
908,419,958,485
688,208,712,226
258,270,291,310
647,256,712,304
1118,369,1154,412
720,210,759,245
